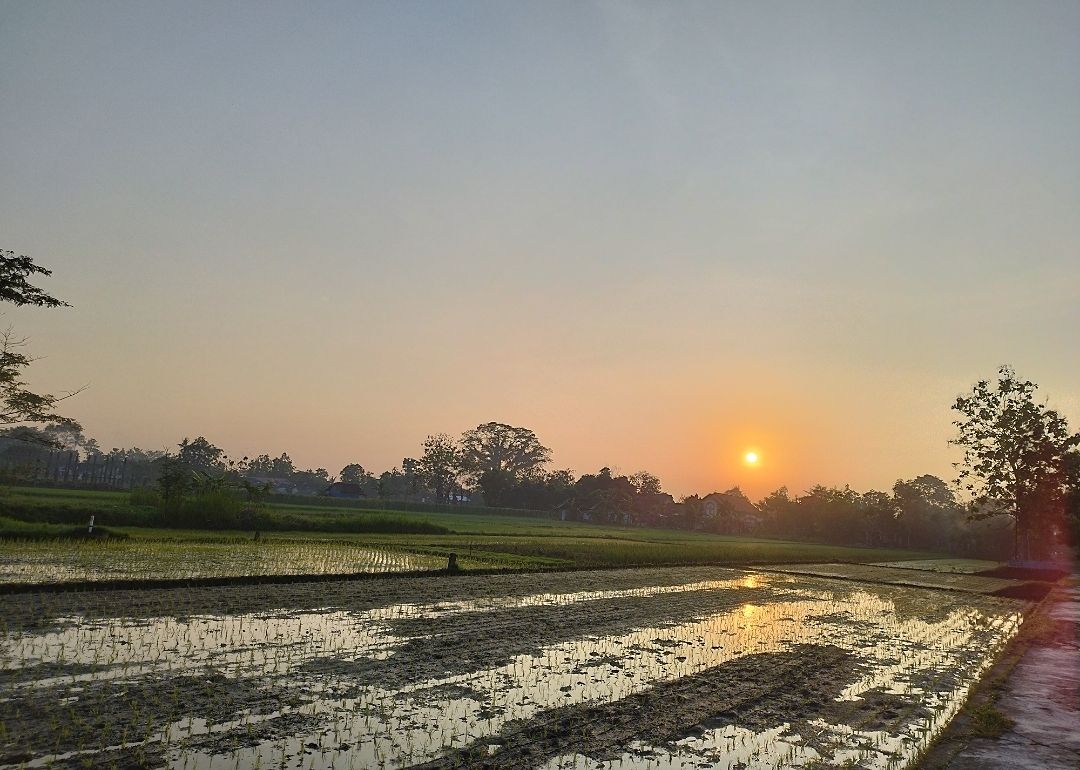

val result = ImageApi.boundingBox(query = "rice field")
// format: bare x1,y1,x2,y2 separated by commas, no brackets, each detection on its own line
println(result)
0,531,939,586
0,564,1029,769
0,539,459,584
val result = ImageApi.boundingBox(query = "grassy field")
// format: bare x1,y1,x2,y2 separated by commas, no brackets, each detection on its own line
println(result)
0,485,937,582
1,485,637,536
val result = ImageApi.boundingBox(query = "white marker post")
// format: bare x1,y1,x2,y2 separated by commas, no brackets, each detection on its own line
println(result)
88,515,94,534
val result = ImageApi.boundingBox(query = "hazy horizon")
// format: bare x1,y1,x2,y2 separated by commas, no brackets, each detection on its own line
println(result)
3,1,1078,500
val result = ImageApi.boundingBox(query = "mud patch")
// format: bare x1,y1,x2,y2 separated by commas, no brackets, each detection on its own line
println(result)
182,712,328,755
991,582,1053,601
0,673,275,765
820,688,931,733
977,565,1069,581
0,660,114,687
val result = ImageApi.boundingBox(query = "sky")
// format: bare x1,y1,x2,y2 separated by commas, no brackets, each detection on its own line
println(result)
2,1,1078,500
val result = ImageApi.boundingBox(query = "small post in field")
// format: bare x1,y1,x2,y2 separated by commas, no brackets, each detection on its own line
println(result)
87,515,95,535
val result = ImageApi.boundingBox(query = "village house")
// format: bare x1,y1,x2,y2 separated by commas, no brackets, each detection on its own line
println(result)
701,488,761,534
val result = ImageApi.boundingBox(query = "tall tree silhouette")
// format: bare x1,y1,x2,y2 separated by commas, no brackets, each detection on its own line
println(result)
952,365,1079,560
0,250,79,438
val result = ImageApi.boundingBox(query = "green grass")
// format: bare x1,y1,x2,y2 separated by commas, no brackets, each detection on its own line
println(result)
0,515,128,540
276,503,554,534
968,704,1015,737
0,486,453,535
0,485,937,580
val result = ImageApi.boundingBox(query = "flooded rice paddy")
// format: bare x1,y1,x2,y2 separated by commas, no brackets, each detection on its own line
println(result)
0,540,448,584
0,565,1027,769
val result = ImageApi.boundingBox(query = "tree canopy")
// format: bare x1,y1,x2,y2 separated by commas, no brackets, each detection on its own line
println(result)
952,365,1079,559
176,436,226,474
418,433,460,504
459,422,551,505
0,250,69,308
0,250,78,438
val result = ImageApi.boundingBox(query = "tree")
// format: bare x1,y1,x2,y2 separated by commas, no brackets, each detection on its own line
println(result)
270,453,295,478
0,250,69,308
156,455,195,510
500,467,576,511
477,468,515,507
377,468,405,498
1,327,80,435
418,433,459,503
571,467,634,524
176,436,226,475
628,470,662,496
246,454,274,476
0,426,54,476
459,422,551,505
861,489,898,547
892,475,963,550
338,463,378,495
291,466,331,494
799,485,862,543
680,494,703,531
339,463,367,484
757,487,797,537
401,457,423,498
41,423,88,452
952,366,1080,560
0,251,79,439
1063,451,1080,550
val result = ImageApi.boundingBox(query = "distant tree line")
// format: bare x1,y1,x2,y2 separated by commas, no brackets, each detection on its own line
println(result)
750,476,1014,555
3,410,1075,559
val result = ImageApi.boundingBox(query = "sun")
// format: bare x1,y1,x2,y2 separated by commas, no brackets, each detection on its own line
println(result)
744,451,760,466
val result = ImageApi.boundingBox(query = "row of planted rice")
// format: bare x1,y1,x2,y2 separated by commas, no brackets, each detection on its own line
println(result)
0,565,1029,769
0,539,447,584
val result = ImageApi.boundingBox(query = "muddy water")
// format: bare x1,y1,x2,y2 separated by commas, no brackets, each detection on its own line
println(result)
0,568,1025,769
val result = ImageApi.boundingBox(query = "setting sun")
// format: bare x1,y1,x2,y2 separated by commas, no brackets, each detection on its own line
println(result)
744,451,759,465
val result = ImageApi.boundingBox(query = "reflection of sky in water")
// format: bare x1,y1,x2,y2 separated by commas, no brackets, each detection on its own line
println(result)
1,572,1023,770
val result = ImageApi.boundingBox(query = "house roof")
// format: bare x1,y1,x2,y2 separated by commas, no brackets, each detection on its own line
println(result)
328,482,365,495
702,488,759,516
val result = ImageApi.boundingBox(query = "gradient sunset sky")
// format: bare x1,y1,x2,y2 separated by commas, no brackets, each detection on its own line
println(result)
2,1,1078,500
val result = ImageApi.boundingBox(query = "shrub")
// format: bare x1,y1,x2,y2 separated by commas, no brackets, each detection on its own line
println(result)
970,704,1014,737
171,489,244,530
129,487,162,507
